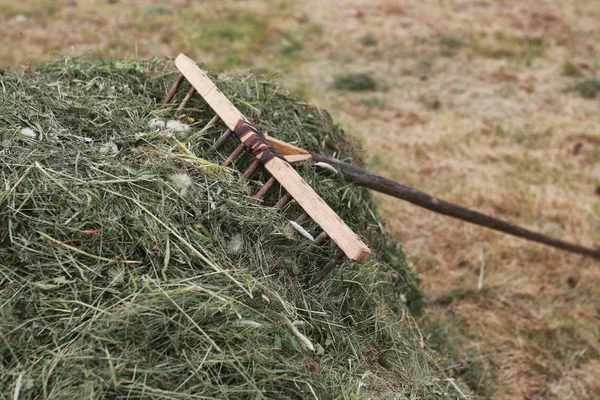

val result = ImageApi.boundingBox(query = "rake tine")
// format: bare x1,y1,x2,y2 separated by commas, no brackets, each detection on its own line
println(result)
310,251,346,286
199,114,221,134
294,212,309,225
210,129,233,152
222,144,245,167
177,87,196,111
163,74,185,104
274,192,293,209
242,159,261,179
254,176,277,200
312,231,329,246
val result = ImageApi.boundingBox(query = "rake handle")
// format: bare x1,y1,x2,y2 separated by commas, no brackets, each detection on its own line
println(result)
311,153,600,259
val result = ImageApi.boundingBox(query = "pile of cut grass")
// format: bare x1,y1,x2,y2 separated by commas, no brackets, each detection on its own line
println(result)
0,59,459,398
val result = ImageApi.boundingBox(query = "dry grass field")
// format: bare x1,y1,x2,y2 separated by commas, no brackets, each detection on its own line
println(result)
2,0,599,398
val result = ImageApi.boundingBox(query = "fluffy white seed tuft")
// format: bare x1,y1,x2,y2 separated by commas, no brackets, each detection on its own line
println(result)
227,233,244,254
166,120,190,133
168,173,192,196
149,118,166,130
19,127,37,139
97,142,119,155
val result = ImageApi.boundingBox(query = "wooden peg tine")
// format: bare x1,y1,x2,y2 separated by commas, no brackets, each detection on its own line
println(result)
177,87,196,111
310,251,346,286
254,176,277,200
312,231,329,246
242,159,261,179
294,211,309,225
199,114,220,134
163,74,185,104
274,192,293,209
210,129,233,152
222,144,245,167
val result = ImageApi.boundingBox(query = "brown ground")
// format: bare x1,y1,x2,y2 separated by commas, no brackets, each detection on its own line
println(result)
2,1,599,398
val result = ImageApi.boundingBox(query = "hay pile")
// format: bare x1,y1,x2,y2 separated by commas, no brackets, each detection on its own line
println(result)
1,59,456,398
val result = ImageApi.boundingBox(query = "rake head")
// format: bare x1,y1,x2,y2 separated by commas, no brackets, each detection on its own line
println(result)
161,55,371,285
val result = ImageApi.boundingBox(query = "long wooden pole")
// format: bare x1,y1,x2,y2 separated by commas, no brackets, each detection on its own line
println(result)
311,152,600,259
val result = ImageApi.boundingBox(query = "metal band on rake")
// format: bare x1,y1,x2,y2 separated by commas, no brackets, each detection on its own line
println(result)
233,120,282,165
163,54,371,284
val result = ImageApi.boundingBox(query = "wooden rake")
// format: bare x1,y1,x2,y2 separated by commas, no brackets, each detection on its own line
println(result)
163,54,371,284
